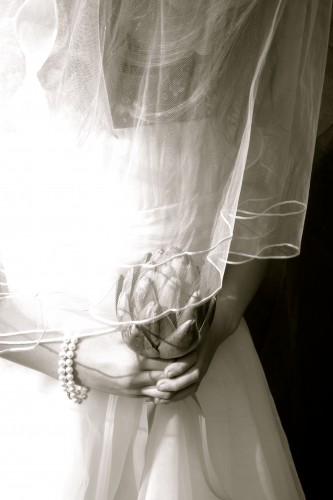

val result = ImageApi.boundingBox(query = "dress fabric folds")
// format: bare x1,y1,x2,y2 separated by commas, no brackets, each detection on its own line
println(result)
0,1,331,499
0,321,305,500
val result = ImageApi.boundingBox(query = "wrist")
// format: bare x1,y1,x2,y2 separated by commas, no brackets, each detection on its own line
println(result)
209,293,243,346
211,260,269,345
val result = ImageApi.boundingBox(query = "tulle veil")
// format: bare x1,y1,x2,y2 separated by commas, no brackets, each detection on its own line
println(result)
0,3,332,499
0,0,331,350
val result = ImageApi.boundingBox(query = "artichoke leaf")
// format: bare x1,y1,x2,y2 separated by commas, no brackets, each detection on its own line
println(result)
122,324,160,358
199,296,217,336
116,290,131,321
177,290,200,327
158,319,197,359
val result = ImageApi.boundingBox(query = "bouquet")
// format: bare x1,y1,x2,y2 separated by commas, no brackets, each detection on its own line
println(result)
116,247,216,359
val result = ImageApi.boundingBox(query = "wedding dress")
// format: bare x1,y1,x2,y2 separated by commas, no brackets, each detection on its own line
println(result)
0,1,331,499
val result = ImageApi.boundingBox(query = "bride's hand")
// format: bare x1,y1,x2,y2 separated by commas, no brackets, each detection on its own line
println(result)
152,259,269,403
151,293,242,403
76,330,174,400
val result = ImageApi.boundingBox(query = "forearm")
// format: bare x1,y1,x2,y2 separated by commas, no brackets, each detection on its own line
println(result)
212,258,269,343
0,295,62,378
0,294,98,380
1,338,61,380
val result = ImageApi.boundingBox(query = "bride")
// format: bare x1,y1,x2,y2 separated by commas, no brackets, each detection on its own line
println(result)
0,1,331,498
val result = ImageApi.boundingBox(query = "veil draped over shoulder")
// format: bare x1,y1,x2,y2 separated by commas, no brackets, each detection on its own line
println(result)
0,0,331,349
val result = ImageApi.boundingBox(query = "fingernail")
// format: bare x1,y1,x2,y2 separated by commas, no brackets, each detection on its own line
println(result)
166,371,173,378
157,382,166,391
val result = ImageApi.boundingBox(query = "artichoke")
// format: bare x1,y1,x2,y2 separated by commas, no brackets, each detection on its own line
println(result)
116,247,216,359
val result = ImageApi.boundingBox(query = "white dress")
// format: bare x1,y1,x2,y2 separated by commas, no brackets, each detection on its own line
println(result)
0,1,331,499
0,320,305,500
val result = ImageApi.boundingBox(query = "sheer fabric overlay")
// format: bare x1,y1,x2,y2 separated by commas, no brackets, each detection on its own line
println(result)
0,320,306,500
0,0,331,349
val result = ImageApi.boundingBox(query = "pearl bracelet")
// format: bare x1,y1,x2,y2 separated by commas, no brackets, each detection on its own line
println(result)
58,336,89,404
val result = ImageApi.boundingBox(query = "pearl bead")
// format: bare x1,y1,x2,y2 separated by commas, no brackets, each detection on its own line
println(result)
58,335,88,404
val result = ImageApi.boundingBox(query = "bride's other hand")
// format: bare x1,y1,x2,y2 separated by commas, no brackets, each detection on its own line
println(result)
152,294,233,403
154,259,269,403
76,330,173,399
2,260,267,402
1,321,172,400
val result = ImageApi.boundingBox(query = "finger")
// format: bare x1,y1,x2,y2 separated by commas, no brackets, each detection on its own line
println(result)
140,357,173,371
156,383,199,404
139,385,173,400
132,370,166,387
114,385,172,399
157,366,200,393
163,350,198,378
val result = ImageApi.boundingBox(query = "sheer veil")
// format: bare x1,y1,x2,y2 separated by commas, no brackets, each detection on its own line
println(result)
0,0,331,350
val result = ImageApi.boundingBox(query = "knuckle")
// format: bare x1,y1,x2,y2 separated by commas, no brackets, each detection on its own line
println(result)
161,392,172,400
147,372,157,383
193,367,200,382
172,381,180,391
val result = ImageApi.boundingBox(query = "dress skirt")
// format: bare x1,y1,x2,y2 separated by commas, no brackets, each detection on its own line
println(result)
2,2,329,497
0,319,305,500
